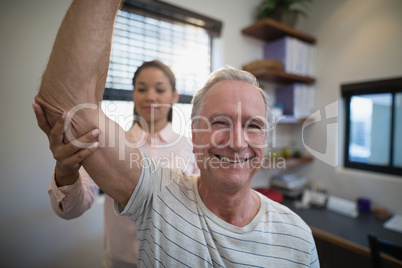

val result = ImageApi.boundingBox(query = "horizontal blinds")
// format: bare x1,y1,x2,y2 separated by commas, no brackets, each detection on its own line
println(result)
123,0,222,37
105,1,221,101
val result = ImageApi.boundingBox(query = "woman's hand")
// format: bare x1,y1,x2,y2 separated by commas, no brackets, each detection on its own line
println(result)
33,103,100,186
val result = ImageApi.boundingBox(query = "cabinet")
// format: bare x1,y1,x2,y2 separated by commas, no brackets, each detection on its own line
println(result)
241,18,317,169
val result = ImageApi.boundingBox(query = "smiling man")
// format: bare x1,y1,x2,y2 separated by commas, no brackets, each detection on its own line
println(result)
35,0,319,266
114,67,319,266
191,76,267,226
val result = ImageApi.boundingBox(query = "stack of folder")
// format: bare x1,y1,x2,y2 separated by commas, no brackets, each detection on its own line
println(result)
271,173,309,198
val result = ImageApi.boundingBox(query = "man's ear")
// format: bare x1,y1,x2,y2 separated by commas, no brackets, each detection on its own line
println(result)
191,124,197,153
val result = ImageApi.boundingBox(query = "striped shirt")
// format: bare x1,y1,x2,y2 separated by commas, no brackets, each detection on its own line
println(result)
116,156,320,267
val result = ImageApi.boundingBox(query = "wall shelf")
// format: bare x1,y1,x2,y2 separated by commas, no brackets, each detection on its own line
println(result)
284,156,314,168
249,68,315,84
241,18,316,44
242,19,316,173
276,116,311,124
264,156,314,170
242,18,316,84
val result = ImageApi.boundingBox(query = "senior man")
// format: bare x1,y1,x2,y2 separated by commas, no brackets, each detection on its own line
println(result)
35,0,319,267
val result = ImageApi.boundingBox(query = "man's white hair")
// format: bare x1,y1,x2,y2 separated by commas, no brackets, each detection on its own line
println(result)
191,66,272,131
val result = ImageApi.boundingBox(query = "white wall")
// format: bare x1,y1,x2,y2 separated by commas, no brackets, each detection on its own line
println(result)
295,0,402,214
0,1,103,267
1,0,401,267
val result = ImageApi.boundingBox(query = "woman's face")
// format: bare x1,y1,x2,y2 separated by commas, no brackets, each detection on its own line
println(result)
133,67,178,128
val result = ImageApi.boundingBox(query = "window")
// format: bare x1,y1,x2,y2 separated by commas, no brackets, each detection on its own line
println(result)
342,77,402,176
102,0,222,133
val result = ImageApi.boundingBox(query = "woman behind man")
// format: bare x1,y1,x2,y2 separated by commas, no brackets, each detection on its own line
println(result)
33,60,199,267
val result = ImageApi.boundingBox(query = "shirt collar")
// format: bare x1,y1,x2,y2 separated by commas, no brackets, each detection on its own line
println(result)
131,122,176,143
157,122,175,143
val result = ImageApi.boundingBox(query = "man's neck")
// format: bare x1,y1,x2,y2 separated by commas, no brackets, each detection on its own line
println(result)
197,180,260,227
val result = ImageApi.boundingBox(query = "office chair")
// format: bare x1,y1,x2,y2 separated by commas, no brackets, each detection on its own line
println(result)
367,233,402,268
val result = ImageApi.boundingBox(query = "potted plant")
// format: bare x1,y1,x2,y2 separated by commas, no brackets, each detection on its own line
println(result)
255,0,313,27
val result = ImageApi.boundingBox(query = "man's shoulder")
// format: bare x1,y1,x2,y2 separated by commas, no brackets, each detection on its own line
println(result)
259,194,311,231
158,165,198,189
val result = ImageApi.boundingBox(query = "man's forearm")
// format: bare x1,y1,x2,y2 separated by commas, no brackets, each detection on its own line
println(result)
35,0,123,134
35,0,139,206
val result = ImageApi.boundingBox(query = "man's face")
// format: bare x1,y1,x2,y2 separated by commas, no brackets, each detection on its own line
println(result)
192,80,267,192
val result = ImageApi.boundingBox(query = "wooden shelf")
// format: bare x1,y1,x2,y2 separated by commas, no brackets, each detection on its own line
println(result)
241,18,316,44
275,116,311,124
243,19,317,173
263,156,314,170
242,18,316,84
249,67,315,84
284,156,314,168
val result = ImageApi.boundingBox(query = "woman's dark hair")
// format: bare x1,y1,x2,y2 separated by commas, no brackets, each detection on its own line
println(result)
132,60,176,122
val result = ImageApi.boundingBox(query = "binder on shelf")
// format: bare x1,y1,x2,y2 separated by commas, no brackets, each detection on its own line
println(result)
275,84,315,119
263,36,316,77
271,173,309,198
271,173,308,189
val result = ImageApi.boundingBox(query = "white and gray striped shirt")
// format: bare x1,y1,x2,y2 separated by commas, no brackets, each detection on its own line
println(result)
116,156,319,267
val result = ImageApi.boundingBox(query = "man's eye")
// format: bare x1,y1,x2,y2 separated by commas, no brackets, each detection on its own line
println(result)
136,88,146,93
247,124,262,130
212,121,227,126
156,89,166,94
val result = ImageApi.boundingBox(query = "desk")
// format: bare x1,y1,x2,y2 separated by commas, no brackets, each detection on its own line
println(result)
283,199,402,268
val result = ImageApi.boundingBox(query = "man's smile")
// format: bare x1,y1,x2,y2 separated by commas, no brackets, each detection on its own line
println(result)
213,154,253,163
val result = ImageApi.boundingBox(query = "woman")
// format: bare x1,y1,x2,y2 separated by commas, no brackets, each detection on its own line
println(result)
33,60,198,267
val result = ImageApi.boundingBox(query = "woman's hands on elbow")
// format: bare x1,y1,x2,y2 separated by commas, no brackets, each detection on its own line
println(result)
33,103,100,187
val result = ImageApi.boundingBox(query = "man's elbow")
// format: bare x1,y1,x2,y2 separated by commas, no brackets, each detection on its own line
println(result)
34,91,103,140
34,93,65,128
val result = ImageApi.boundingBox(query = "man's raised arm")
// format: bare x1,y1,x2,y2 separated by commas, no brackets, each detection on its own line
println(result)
35,0,141,206
36,0,121,129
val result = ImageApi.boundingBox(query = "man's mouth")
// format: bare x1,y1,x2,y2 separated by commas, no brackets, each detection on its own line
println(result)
214,154,251,163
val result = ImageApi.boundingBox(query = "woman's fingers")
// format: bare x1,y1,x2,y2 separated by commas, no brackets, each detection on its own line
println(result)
65,129,100,153
47,111,100,164
59,128,100,163
33,104,100,173
48,112,69,156
59,141,100,168
32,103,52,137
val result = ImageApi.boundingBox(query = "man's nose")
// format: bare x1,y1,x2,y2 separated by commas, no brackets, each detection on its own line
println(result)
230,123,247,151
